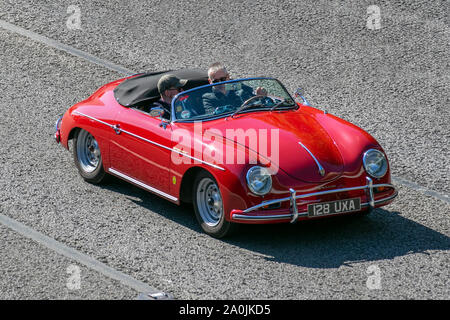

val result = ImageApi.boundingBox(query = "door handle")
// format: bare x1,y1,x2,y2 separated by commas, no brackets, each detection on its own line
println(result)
112,124,121,135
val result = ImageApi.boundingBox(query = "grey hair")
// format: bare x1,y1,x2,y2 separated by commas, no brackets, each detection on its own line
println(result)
208,62,228,79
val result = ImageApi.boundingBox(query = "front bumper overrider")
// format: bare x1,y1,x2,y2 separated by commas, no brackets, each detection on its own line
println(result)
231,177,397,223
54,116,63,143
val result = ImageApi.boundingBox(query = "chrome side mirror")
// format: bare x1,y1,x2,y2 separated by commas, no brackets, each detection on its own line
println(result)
294,88,310,106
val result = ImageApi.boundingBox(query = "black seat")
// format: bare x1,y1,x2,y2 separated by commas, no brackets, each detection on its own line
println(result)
114,69,209,108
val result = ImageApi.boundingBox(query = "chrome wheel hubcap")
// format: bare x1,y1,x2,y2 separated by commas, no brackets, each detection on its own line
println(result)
197,178,223,227
77,130,100,173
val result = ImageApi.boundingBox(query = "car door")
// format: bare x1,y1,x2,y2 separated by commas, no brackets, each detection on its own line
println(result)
109,106,175,200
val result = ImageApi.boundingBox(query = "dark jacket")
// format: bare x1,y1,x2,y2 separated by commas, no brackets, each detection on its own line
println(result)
202,85,254,114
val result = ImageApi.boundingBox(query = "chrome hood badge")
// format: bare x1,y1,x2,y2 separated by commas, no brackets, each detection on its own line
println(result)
298,141,326,177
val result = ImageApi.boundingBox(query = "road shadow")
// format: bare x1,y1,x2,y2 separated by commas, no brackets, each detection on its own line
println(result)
226,211,450,268
101,177,450,269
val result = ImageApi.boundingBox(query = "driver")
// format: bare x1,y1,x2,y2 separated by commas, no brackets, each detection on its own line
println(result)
148,74,187,119
202,62,267,114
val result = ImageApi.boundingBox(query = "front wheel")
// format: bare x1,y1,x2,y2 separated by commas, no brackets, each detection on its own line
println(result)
193,171,238,238
73,129,107,184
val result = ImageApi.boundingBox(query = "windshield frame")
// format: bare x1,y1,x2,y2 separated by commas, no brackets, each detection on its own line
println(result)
170,77,296,123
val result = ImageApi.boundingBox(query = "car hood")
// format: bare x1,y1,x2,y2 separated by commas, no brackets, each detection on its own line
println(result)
201,110,345,183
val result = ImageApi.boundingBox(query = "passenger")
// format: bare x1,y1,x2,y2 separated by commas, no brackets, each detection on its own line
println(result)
149,74,187,119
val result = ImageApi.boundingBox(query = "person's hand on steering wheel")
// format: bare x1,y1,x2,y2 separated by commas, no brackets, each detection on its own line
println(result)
255,87,268,96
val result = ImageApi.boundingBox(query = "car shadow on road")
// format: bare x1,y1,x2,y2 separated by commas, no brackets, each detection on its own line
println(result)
102,177,450,269
225,210,450,268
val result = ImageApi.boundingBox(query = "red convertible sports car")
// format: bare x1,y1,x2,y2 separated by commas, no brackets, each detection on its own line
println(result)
55,69,397,238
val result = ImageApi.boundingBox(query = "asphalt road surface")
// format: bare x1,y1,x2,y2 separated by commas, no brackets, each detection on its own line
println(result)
0,0,448,300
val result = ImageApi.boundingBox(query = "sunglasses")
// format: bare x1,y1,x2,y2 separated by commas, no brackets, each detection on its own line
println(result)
211,76,230,83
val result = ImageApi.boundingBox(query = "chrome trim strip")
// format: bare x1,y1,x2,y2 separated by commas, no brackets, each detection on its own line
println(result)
366,176,375,208
362,191,398,207
233,214,295,221
289,188,298,223
232,190,398,221
298,141,325,177
121,128,175,152
108,168,178,202
243,182,396,213
119,127,225,171
54,116,63,143
73,111,225,171
72,111,115,129
55,116,63,132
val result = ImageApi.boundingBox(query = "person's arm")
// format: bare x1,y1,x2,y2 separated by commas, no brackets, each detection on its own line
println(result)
237,84,254,102
242,83,267,96
202,93,217,114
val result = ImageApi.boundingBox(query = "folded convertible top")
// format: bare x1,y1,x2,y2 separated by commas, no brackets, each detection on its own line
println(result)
113,69,209,107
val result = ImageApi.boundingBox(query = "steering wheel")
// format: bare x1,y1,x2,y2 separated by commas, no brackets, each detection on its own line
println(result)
242,95,276,108
231,95,276,118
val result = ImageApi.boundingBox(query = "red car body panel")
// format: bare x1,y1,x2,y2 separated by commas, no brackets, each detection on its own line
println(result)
57,75,396,225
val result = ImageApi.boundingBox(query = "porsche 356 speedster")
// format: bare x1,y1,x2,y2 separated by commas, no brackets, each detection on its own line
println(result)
55,69,397,238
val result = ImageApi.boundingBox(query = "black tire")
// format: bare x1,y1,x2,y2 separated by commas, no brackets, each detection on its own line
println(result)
192,171,238,238
73,129,107,184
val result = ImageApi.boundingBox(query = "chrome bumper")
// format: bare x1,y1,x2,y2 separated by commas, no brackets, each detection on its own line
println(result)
232,177,398,223
54,116,63,143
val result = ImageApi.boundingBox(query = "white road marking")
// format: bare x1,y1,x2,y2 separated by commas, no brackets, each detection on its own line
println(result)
0,19,136,76
0,213,167,297
392,177,449,204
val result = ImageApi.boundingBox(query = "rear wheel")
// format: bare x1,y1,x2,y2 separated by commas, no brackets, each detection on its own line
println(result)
193,171,238,238
73,129,106,184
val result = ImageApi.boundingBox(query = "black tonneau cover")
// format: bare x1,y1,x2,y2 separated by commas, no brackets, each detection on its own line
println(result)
113,69,209,107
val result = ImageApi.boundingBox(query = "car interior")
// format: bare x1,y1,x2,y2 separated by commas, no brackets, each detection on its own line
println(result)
113,69,210,120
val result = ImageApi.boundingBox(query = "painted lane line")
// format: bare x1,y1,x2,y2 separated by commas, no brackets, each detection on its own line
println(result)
0,19,136,76
0,20,448,204
0,213,169,297
392,176,450,204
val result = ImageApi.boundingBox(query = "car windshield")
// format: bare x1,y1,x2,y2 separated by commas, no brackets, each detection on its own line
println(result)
171,78,296,121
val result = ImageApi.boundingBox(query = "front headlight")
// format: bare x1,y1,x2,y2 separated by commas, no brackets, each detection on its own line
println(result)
363,149,388,179
246,166,272,196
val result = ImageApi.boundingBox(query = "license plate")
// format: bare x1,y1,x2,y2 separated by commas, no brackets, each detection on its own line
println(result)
308,198,361,217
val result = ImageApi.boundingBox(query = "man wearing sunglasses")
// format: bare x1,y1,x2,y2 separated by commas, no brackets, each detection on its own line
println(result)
148,74,187,119
203,62,267,114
